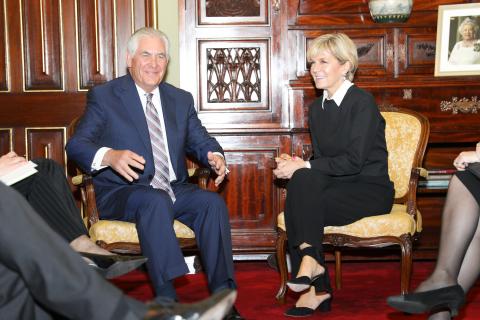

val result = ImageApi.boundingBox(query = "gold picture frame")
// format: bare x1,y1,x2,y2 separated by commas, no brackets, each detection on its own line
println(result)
435,3,480,77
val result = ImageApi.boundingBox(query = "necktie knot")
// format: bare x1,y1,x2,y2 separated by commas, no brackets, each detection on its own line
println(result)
146,92,153,102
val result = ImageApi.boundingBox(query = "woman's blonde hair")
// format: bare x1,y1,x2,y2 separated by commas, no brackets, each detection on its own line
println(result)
306,33,358,81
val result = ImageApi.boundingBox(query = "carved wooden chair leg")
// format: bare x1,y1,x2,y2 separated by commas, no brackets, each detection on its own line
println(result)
335,249,342,290
275,229,288,303
400,235,413,295
96,240,109,249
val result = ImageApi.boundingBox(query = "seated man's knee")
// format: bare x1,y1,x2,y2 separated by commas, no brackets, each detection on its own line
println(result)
130,189,174,221
201,191,229,218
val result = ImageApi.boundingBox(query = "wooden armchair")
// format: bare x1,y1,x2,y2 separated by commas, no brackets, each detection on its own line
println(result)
68,117,210,254
275,107,430,302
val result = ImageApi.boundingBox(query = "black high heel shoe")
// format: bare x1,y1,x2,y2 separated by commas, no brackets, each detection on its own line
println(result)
387,284,465,317
287,246,325,292
311,265,332,294
284,268,334,317
284,297,332,317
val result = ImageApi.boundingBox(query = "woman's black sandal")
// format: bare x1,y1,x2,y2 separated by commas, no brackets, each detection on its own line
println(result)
287,246,324,292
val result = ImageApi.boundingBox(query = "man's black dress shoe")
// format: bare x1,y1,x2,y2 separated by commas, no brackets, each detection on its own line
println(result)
145,289,237,320
223,306,244,320
80,252,148,279
387,284,465,317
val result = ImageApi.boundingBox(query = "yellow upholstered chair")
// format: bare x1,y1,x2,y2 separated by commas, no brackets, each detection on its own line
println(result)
275,107,430,302
68,117,208,254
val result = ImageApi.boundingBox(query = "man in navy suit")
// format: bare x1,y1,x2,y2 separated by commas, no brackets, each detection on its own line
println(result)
66,27,242,319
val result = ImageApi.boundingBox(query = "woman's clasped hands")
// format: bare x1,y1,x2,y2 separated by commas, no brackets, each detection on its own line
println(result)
273,153,308,179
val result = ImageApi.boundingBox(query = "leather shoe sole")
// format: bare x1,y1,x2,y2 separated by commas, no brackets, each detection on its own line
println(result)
145,289,237,320
81,252,148,279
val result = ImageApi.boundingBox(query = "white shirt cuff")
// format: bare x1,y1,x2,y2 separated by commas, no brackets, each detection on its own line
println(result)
92,147,111,171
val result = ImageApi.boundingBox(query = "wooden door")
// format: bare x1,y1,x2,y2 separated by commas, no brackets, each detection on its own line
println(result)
180,0,289,252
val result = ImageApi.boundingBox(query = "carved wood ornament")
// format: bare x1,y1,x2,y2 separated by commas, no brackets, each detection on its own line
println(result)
205,0,261,17
440,96,479,114
206,47,261,103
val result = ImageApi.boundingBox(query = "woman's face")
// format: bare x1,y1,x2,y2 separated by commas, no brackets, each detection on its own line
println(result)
309,50,350,97
462,24,475,41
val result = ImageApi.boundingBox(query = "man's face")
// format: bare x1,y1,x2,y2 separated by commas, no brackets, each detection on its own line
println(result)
127,36,168,92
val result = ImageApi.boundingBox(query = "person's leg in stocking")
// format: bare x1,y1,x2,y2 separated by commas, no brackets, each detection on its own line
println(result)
414,175,479,319
426,177,480,320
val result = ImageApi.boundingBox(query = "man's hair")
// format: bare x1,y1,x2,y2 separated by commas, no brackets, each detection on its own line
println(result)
127,27,170,58
306,33,358,81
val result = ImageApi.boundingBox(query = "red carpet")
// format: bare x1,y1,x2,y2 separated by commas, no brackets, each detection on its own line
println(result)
111,261,480,319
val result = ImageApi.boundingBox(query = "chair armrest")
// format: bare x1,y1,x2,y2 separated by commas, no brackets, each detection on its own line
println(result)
74,167,211,228
188,167,211,190
405,167,426,218
71,174,85,186
416,167,428,179
71,173,100,227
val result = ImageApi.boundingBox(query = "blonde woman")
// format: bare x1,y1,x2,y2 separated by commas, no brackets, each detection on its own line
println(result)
273,33,394,317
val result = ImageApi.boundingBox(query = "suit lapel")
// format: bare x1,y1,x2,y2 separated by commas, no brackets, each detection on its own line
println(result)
159,83,179,176
115,75,152,153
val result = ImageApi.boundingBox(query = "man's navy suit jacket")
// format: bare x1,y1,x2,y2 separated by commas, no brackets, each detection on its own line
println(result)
66,74,223,216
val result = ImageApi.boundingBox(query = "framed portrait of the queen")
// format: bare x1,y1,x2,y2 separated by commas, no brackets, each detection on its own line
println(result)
435,3,480,76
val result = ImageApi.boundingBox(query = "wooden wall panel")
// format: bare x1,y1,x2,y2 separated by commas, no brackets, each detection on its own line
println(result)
397,27,437,77
197,0,269,25
294,29,394,79
76,0,116,90
114,0,134,76
0,128,12,154
21,0,63,91
25,127,66,166
0,0,8,91
0,0,155,168
214,134,291,251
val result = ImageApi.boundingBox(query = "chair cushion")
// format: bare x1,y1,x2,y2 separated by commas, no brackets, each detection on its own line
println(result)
89,219,195,244
276,204,422,238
